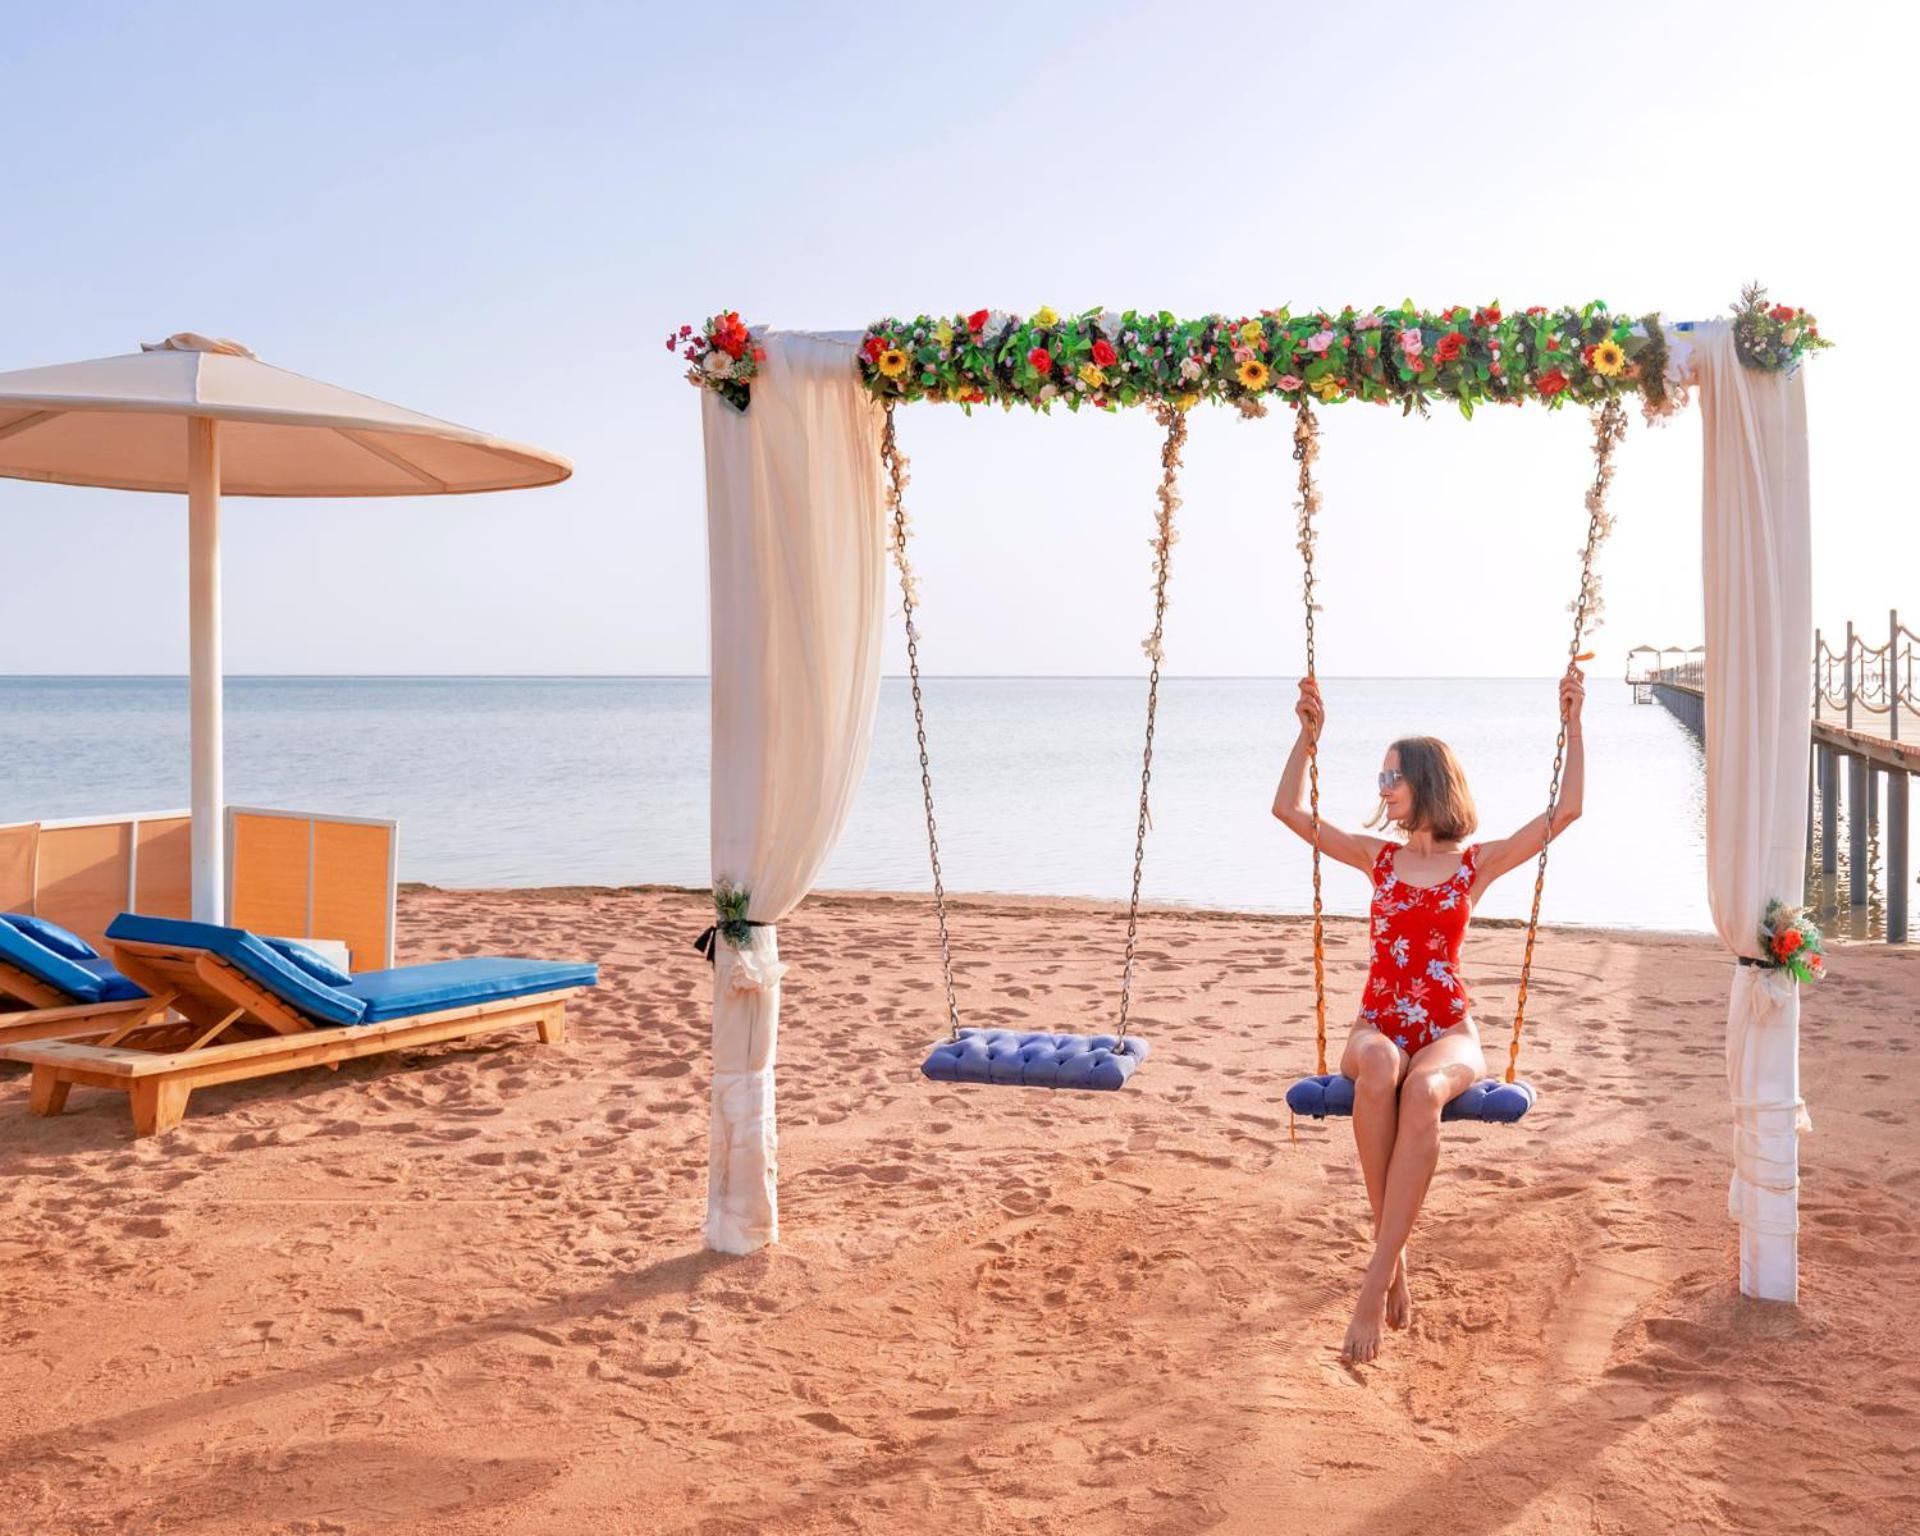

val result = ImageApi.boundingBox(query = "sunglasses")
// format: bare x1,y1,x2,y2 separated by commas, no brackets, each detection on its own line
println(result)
1377,769,1404,793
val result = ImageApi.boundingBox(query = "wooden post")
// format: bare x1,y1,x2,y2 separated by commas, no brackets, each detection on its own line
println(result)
1845,620,1855,732
1893,610,1902,743
1890,771,1910,944
1813,628,1822,724
1850,752,1869,907
1869,764,1881,822
1820,745,1837,876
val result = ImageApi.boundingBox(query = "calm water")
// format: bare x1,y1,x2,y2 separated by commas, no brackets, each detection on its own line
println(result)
0,675,1710,931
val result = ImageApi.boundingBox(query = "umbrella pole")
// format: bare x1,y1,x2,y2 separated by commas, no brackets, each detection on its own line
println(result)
187,416,224,924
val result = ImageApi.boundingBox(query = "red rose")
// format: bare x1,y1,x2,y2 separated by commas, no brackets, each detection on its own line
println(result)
752,346,767,363
1435,331,1466,364
1769,304,1796,323
968,309,990,334
1545,334,1560,352
1582,343,1598,367
1028,347,1054,373
1773,928,1805,958
1474,306,1501,327
862,336,885,362
1525,305,1547,316
1092,338,1117,367
1536,369,1569,397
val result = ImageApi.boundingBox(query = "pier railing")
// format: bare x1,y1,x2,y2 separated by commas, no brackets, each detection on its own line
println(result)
1629,625,1915,944
1815,612,1917,739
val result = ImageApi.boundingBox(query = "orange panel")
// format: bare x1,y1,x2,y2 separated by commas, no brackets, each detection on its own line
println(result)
229,813,312,942
134,817,193,918
35,823,133,952
312,820,391,971
0,823,36,914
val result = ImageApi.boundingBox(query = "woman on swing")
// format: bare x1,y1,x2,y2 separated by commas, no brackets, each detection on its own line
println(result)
1272,668,1586,1364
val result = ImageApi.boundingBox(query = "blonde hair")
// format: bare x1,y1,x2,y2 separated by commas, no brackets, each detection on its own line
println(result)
1366,736,1478,841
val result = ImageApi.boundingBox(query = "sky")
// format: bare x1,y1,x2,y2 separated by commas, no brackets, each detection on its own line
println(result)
0,0,1911,679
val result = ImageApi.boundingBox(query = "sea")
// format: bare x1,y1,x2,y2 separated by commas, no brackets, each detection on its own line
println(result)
0,675,1713,932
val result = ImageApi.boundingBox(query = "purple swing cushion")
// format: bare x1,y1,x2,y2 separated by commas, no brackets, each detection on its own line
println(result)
922,1027,1149,1091
1285,1072,1536,1124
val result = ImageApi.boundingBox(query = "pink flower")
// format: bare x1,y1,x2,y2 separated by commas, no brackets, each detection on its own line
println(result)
1398,328,1423,355
1353,314,1382,331
1306,329,1336,353
1275,374,1303,390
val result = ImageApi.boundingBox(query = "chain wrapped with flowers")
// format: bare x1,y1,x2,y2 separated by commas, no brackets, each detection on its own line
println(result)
666,312,767,412
1757,899,1826,984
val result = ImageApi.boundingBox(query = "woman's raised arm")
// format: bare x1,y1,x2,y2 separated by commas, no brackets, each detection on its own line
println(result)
1272,678,1384,874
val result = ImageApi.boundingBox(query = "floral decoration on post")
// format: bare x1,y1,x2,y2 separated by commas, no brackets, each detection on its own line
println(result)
1730,284,1832,375
1759,899,1825,984
712,880,757,949
667,313,766,412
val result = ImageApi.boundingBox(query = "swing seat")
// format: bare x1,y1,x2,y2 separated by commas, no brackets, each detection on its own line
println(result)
921,1028,1149,1091
1285,1072,1536,1125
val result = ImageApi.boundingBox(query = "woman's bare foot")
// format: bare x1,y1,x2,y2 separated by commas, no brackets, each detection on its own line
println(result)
1341,1276,1390,1365
1386,1248,1412,1331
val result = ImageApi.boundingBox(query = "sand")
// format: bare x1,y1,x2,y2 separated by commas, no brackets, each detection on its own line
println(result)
1,885,1915,1535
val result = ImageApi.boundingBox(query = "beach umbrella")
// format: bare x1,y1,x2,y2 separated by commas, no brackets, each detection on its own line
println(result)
0,333,571,923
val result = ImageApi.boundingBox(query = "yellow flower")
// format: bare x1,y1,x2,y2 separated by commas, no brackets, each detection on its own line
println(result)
933,320,954,347
877,348,909,378
1034,305,1059,328
1311,375,1343,401
1591,339,1627,377
1238,359,1270,388
1176,392,1201,411
1079,363,1107,387
1238,320,1265,346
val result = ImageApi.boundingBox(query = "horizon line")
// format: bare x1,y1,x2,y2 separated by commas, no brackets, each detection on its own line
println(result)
0,671,1604,683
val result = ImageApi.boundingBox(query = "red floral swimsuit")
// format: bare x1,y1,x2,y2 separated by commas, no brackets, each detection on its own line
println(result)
1361,842,1479,1054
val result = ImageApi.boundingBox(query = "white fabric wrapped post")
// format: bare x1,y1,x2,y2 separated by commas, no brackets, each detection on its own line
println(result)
1693,320,1814,1303
701,334,886,1255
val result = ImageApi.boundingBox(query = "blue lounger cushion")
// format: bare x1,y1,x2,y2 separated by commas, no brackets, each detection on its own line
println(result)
0,914,144,1004
345,958,598,1022
108,913,369,1025
105,913,595,1029
1285,1072,1537,1125
921,1027,1150,1091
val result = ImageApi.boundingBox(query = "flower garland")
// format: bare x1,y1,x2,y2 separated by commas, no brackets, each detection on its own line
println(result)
673,293,1827,415
666,312,766,412
1758,899,1825,984
711,880,756,949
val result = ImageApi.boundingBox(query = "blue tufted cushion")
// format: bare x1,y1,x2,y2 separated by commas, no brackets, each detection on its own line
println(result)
344,958,598,1023
3,913,100,961
0,914,109,1001
106,913,368,1026
263,937,355,988
1285,1072,1536,1125
921,1027,1149,1091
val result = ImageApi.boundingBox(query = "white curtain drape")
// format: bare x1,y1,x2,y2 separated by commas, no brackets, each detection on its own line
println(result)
701,333,886,1254
1694,320,1814,1304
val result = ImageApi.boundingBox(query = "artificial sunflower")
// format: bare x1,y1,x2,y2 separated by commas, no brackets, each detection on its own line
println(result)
877,348,909,378
1590,339,1627,377
1237,359,1270,388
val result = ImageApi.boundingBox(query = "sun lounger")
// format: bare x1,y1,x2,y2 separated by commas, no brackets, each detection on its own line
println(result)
0,913,155,1047
9,913,597,1136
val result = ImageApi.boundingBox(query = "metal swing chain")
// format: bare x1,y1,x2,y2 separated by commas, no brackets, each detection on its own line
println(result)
1115,405,1190,1046
1507,395,1628,1084
880,402,961,1042
1293,399,1329,1075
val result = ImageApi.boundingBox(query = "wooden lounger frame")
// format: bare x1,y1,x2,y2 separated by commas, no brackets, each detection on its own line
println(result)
7,939,577,1136
0,959,157,1048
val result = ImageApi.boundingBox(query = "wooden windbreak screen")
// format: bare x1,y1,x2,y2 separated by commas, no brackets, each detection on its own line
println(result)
1,813,194,952
227,808,396,970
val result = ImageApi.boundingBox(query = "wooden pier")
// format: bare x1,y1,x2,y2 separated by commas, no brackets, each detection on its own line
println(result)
1629,619,1916,943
